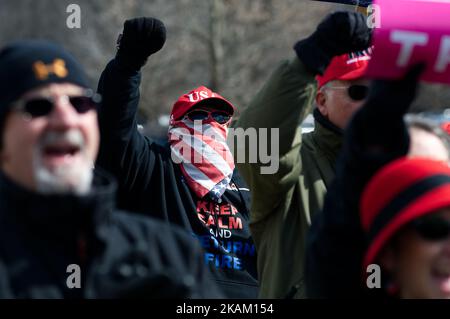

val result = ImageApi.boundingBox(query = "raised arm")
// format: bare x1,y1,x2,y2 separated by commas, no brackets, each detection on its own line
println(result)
234,11,371,224
96,18,166,208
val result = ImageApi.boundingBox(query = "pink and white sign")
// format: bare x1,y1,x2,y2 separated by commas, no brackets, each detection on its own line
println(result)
366,0,450,84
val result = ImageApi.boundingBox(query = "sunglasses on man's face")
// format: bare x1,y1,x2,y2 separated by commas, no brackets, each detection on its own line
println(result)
185,109,232,125
410,215,450,241
12,90,101,119
326,84,369,101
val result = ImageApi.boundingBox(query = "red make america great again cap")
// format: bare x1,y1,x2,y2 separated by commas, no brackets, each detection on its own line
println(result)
316,48,372,89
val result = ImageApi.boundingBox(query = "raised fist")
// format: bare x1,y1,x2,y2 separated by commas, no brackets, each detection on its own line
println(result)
294,11,371,75
116,17,166,71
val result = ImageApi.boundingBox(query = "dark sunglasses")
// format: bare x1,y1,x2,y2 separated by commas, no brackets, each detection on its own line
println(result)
13,90,101,119
185,109,232,125
410,215,450,241
326,84,369,101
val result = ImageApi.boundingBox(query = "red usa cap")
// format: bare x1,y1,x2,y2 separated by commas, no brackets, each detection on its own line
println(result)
170,86,236,122
316,48,372,89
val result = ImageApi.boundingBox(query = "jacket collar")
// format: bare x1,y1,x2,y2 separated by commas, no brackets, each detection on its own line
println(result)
312,108,344,162
0,169,116,242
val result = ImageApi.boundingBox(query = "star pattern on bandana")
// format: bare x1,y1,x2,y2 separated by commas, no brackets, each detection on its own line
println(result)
209,176,231,202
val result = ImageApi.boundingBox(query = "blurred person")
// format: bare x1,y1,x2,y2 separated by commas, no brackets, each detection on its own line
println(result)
96,18,257,298
361,157,450,299
406,115,450,162
305,64,432,298
305,107,450,299
0,40,220,298
233,11,371,298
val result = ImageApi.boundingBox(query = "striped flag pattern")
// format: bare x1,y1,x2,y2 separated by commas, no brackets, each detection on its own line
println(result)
169,119,235,201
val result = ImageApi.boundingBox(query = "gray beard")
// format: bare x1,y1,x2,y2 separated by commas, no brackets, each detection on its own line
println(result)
32,130,93,195
33,159,93,195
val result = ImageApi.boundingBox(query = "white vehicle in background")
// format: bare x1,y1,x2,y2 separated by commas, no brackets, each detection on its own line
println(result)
301,114,315,133
416,109,450,125
300,109,450,134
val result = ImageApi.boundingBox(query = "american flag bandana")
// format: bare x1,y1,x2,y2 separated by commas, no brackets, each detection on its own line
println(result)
168,119,235,201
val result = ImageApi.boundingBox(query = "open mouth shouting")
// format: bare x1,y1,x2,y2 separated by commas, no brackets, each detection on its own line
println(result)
431,264,450,296
37,129,85,169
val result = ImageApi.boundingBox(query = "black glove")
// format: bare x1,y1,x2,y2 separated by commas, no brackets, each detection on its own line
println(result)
294,11,371,75
115,17,166,71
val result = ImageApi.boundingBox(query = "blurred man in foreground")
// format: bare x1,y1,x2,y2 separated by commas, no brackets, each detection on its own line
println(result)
0,40,219,298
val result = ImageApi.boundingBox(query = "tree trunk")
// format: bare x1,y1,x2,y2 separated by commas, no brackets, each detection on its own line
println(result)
209,0,225,91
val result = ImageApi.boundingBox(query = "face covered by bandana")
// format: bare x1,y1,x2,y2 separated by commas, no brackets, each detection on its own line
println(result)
168,86,235,202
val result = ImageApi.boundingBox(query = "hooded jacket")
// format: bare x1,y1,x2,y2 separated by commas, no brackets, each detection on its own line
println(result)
0,170,220,298
234,56,343,298
96,59,258,298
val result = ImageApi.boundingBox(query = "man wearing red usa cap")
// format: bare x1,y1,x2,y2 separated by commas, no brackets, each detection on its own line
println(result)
234,11,371,298
96,18,258,298
315,48,372,129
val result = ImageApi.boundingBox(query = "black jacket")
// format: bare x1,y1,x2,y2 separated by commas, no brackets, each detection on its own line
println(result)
305,92,411,298
0,170,221,298
96,59,258,298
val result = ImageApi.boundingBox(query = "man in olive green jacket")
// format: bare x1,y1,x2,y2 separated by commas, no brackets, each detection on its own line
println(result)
233,12,371,298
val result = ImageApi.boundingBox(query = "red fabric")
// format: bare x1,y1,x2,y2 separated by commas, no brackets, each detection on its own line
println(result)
170,85,235,123
316,49,372,89
442,122,450,135
168,119,235,199
360,157,450,267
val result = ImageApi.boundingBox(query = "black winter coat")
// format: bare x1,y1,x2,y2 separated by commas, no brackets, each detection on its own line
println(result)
0,170,221,298
96,59,258,298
